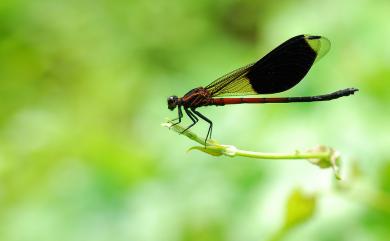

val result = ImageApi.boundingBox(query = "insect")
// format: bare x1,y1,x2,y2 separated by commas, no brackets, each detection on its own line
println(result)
167,34,358,144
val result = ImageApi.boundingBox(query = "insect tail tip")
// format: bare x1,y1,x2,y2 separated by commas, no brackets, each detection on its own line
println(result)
350,87,359,94
342,87,359,96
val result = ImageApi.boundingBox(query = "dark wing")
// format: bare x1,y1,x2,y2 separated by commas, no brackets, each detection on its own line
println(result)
205,35,330,97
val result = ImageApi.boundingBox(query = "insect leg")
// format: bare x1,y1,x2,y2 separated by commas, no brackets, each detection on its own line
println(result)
191,108,213,144
180,107,198,134
170,105,183,127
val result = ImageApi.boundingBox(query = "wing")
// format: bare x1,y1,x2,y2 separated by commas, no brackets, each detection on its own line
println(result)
204,63,255,97
205,35,330,97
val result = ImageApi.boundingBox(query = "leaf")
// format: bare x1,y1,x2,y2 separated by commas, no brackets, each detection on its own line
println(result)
284,188,317,229
187,146,223,156
379,161,390,193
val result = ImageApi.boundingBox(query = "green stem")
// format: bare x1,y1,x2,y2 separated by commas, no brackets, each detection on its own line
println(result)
162,121,341,178
232,149,330,160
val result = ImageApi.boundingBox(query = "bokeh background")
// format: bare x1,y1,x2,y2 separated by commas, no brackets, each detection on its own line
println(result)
1,0,390,240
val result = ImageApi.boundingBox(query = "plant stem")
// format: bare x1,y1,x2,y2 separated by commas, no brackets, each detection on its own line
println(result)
162,121,334,161
162,121,340,179
231,149,330,160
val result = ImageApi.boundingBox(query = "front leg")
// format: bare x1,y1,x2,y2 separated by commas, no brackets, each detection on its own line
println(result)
169,105,183,127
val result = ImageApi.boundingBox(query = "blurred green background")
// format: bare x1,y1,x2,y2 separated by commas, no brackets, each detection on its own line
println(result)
1,0,390,240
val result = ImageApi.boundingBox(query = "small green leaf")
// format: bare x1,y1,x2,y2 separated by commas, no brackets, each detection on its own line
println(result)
187,146,223,156
284,188,317,229
379,162,390,193
307,145,341,179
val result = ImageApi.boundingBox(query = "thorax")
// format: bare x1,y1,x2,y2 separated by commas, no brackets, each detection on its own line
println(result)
180,87,212,108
